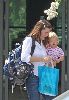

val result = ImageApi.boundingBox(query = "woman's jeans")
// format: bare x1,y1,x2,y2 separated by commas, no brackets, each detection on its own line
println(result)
26,73,56,100
26,73,40,100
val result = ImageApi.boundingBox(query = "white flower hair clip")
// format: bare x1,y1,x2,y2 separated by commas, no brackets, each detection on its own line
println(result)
44,1,60,20
39,20,46,28
39,20,45,24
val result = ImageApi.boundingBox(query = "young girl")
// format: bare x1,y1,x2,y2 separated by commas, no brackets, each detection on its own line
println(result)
39,31,64,100
46,31,64,66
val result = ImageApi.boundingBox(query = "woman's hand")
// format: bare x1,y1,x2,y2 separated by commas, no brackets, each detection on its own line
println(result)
48,60,57,67
52,60,56,66
43,56,52,63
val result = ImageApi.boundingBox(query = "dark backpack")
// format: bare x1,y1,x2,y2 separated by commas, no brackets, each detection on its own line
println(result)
3,37,35,93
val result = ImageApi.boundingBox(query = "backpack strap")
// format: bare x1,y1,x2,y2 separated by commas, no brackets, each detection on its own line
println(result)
21,36,35,56
30,38,35,56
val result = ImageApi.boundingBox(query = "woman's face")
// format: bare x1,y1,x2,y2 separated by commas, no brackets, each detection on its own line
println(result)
40,27,51,40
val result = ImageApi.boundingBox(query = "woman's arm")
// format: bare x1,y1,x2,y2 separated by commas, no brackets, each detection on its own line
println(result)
30,56,52,63
21,37,32,63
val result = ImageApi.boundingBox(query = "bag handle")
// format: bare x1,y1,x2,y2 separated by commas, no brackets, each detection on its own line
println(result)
51,60,54,68
47,60,54,68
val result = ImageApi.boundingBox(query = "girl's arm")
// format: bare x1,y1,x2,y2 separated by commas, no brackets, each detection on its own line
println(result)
56,47,64,64
56,56,64,63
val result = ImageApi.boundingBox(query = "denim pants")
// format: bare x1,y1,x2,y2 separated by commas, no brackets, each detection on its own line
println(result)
26,73,56,100
26,73,40,100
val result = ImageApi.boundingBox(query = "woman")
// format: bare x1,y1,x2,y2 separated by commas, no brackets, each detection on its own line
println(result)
21,19,55,100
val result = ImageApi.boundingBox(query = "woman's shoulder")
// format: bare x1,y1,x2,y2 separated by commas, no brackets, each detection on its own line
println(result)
25,36,32,40
23,36,32,42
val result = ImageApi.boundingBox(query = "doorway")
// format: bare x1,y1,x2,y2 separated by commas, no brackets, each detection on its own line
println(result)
26,0,53,32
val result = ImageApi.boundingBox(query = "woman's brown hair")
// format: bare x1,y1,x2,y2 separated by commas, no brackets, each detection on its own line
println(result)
28,19,52,46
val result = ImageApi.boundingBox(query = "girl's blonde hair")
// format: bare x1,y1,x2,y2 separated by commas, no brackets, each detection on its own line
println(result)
49,31,59,43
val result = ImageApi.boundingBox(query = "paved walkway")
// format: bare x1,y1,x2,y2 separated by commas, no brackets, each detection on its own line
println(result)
9,85,43,100
8,82,61,100
9,85,28,100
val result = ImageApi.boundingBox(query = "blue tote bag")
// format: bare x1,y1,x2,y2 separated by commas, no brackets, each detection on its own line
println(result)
38,65,59,96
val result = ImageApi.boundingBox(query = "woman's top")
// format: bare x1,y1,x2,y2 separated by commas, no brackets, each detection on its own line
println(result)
46,46,64,61
21,37,47,76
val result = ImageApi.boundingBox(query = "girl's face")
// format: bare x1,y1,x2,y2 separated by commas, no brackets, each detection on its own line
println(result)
40,27,51,40
49,37,59,48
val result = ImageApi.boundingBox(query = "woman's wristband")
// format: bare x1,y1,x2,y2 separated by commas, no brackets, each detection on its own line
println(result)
41,57,46,62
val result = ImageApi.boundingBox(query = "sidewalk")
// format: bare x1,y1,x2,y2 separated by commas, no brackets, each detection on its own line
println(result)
53,90,69,100
8,85,43,100
9,85,28,100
